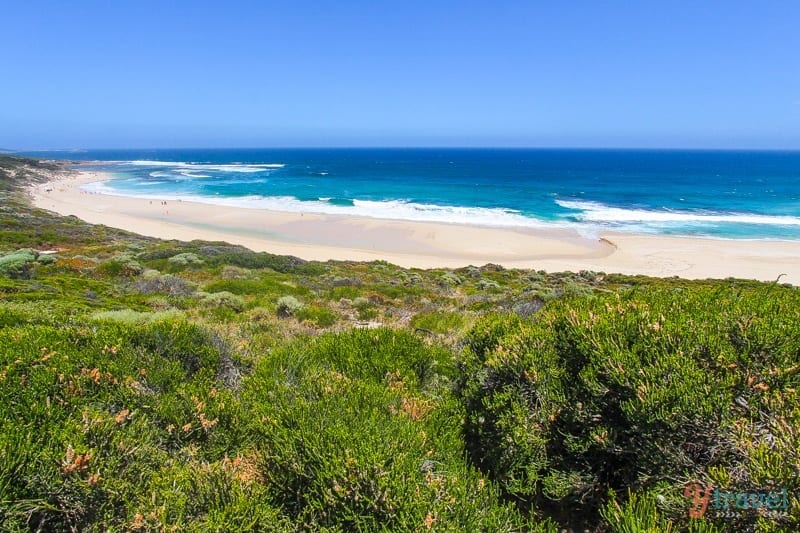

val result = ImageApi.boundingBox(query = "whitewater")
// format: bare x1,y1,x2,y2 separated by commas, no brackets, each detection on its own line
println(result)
28,148,800,240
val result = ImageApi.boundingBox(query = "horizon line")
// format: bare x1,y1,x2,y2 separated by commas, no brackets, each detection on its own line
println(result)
9,145,800,154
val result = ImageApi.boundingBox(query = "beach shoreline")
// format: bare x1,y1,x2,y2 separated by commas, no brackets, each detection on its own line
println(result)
28,169,800,284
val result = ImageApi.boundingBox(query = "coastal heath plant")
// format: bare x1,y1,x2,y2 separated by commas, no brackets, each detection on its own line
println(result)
241,328,533,531
440,271,462,287
133,269,195,296
276,295,304,317
199,291,246,312
296,305,338,328
0,248,38,278
458,284,800,531
477,278,501,291
99,253,143,277
353,296,378,321
167,252,204,267
91,309,185,324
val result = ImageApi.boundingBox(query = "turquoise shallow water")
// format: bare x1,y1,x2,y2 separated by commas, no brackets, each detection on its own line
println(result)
24,148,800,239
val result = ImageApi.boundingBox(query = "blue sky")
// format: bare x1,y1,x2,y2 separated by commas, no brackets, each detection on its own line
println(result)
1,1,798,149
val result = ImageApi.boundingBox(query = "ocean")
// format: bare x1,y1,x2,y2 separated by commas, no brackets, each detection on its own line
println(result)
23,148,800,240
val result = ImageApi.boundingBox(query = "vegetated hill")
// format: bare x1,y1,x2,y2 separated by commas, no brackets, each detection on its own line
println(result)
0,156,797,532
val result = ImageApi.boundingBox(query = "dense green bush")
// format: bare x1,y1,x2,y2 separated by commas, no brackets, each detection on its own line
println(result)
276,295,304,317
477,278,501,290
241,328,538,531
36,252,58,265
295,305,338,327
410,310,467,335
0,318,544,531
91,309,185,324
132,270,195,296
352,296,378,320
200,291,246,313
0,248,39,278
98,253,143,277
202,248,325,275
440,271,463,286
0,319,255,531
458,285,800,531
398,270,424,286
167,252,205,267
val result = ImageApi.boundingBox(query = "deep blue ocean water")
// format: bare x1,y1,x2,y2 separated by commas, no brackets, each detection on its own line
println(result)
22,148,800,239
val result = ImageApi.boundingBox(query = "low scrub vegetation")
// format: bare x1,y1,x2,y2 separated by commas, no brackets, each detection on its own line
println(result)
1,155,797,531
459,285,799,531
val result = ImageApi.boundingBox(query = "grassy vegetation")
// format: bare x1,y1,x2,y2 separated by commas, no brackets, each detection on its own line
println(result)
1,155,797,531
459,285,799,531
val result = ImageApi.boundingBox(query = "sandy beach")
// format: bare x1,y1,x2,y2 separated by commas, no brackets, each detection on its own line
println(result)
29,170,800,284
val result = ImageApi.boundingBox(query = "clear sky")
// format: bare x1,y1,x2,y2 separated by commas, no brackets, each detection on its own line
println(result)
1,1,798,149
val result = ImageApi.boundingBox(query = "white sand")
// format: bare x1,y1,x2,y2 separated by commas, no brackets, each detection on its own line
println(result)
29,170,800,284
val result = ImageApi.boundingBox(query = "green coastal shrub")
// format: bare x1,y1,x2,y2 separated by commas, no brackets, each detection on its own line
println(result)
36,252,58,265
352,296,378,320
0,305,30,328
220,265,253,280
200,291,246,313
98,253,143,277
410,310,466,335
296,305,338,328
241,328,534,531
464,265,482,278
0,248,56,278
0,319,246,531
477,278,501,290
458,285,800,531
204,277,309,299
276,295,304,317
91,309,185,324
399,271,424,286
133,270,195,296
167,252,204,267
0,248,38,278
440,271,463,286
199,248,325,275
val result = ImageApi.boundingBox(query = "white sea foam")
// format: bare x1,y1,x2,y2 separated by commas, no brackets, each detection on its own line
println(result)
177,171,211,178
126,161,194,167
81,181,119,194
81,178,800,236
197,196,557,228
204,164,284,173
124,160,284,173
556,200,800,226
84,182,561,228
